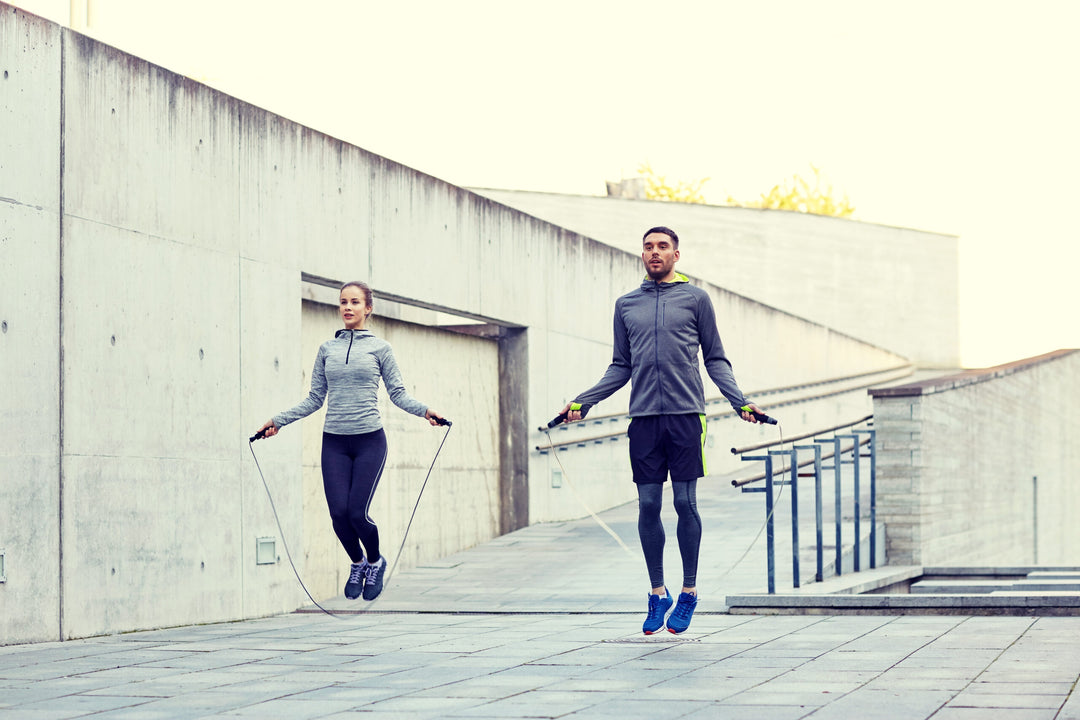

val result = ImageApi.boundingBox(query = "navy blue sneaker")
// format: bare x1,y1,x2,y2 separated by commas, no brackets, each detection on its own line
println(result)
362,556,386,601
642,588,674,635
667,592,698,634
344,561,367,600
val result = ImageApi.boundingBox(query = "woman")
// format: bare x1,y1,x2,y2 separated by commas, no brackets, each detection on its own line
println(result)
255,281,443,602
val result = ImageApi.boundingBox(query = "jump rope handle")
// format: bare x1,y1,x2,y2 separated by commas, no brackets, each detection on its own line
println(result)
435,417,452,427
545,402,592,429
741,405,778,425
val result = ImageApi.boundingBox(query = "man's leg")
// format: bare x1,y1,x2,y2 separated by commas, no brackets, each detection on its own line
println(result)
668,482,702,633
671,479,702,594
629,416,675,633
665,414,706,634
637,482,674,634
636,483,666,592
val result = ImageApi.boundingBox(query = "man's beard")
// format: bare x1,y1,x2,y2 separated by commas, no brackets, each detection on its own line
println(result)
645,262,670,280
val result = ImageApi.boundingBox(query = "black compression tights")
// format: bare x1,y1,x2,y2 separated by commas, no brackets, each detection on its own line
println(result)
636,480,702,589
321,430,388,564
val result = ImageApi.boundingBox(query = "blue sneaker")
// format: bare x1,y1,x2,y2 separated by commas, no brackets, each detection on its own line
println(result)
344,560,367,600
642,588,674,635
667,592,698,634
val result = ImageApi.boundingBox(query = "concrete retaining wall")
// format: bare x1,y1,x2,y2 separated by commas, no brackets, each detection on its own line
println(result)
472,189,960,368
0,5,906,643
872,350,1080,566
0,4,63,646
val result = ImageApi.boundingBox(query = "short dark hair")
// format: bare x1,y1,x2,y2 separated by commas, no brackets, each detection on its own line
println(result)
643,226,679,248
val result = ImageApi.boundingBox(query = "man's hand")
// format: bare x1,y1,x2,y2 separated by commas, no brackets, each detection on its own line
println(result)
739,403,766,424
549,402,592,427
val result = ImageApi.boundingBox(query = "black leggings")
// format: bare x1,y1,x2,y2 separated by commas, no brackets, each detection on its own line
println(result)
637,480,702,589
321,430,388,564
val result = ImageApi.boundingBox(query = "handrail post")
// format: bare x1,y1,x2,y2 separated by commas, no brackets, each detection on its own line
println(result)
741,454,775,594
854,429,876,568
836,434,860,571
770,448,799,588
815,436,843,576
796,443,824,582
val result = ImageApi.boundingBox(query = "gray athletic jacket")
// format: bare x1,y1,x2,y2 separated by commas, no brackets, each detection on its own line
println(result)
574,273,750,417
273,329,428,435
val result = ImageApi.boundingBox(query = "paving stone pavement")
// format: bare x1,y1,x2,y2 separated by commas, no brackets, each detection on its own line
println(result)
4,477,1080,719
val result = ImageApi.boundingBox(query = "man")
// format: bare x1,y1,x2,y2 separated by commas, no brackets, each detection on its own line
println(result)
555,226,766,635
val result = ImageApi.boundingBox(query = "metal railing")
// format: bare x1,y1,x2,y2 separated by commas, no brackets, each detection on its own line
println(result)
731,417,877,594
536,364,910,454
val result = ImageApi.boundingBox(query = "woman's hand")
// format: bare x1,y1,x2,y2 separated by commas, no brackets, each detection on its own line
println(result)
425,409,445,426
256,419,279,438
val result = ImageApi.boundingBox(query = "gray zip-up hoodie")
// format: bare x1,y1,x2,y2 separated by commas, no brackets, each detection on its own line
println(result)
574,273,750,417
273,329,428,435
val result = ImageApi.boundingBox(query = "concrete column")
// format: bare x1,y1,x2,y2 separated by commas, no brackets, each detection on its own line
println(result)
498,327,528,534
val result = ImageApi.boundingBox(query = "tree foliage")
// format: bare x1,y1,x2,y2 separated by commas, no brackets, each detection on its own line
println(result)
727,165,855,218
627,162,855,218
637,162,710,204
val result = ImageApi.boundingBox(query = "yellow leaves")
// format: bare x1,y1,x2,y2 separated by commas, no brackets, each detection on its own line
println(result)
637,162,710,205
727,165,855,218
626,162,854,218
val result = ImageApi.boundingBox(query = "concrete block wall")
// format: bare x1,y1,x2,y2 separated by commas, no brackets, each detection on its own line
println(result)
0,5,908,643
872,350,1080,566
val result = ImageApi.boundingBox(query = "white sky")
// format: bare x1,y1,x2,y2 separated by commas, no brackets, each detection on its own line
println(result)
13,0,1080,367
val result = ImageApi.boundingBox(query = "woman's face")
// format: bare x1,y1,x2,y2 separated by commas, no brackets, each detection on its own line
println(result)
339,286,371,330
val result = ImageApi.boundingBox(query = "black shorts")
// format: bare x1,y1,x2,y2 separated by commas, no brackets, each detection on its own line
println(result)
627,414,707,484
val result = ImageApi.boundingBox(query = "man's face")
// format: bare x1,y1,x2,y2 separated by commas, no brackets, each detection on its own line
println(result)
642,233,680,282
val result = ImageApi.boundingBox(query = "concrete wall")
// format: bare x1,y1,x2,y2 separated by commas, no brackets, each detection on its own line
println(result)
0,6,62,644
0,5,907,643
872,350,1080,566
471,189,960,369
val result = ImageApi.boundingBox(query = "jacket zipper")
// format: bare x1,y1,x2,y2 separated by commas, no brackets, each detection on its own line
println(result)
346,331,354,364
653,283,664,413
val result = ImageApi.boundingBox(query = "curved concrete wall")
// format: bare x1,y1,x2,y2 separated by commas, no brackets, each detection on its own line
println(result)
0,5,906,642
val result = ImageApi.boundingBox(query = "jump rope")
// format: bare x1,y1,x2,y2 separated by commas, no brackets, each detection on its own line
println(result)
248,418,452,619
540,403,786,588
248,403,782,617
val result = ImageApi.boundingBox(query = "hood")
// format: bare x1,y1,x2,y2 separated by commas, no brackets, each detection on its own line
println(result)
640,272,690,290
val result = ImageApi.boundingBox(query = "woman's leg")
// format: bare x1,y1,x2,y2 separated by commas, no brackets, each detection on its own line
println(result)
345,429,388,563
671,479,702,589
321,432,364,563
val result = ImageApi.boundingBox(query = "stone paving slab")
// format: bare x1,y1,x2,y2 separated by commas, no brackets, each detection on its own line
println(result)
4,479,1080,718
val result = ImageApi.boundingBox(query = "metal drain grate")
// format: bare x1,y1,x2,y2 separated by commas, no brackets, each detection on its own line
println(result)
603,635,701,644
